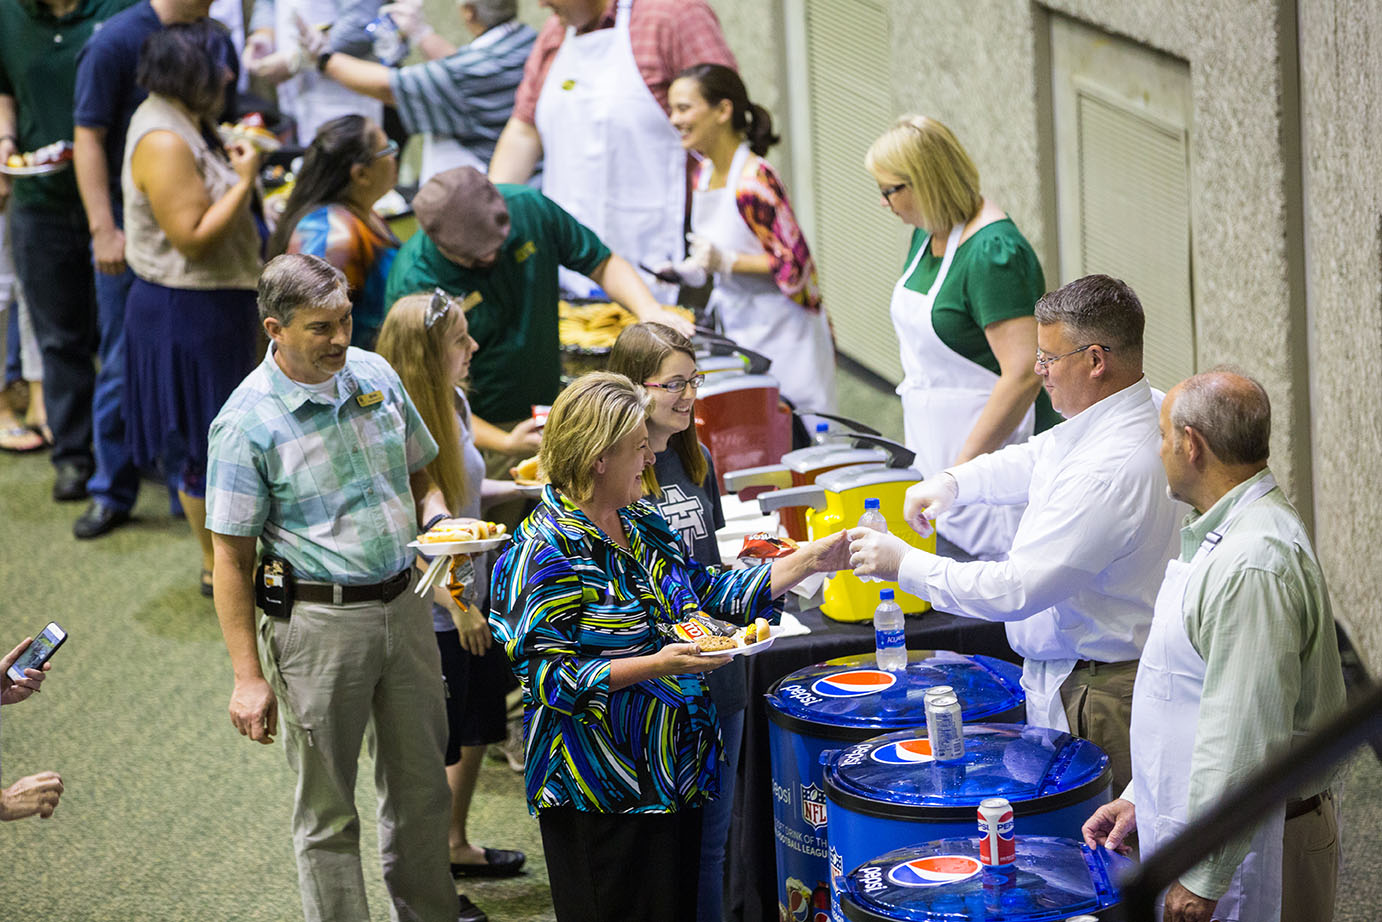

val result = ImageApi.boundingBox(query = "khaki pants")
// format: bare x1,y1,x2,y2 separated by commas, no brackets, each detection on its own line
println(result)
1060,659,1138,795
1281,791,1339,922
260,583,456,922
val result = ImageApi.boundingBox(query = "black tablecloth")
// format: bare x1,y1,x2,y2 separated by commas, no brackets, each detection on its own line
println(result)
724,604,1019,922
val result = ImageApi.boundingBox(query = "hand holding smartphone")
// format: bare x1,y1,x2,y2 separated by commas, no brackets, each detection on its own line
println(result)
5,622,67,685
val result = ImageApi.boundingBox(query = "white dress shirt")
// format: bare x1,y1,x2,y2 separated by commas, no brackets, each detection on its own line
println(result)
899,376,1181,667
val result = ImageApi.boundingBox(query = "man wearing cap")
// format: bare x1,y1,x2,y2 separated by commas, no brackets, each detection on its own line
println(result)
385,165,688,459
1082,370,1346,922
847,275,1182,793
207,254,481,921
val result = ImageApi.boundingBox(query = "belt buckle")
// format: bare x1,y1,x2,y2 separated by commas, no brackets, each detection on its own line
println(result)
333,584,343,605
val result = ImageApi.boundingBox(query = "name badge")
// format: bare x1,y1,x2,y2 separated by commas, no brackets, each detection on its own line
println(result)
561,78,576,91
356,390,384,407
514,240,536,263
460,291,483,312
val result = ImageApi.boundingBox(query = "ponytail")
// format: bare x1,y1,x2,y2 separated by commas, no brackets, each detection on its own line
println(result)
676,63,780,156
745,102,780,156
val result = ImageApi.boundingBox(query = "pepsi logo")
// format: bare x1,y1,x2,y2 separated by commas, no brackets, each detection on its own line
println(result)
887,855,982,887
871,738,934,765
811,669,897,698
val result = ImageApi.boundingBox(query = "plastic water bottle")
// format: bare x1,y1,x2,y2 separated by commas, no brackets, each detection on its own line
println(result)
366,15,407,66
813,421,832,445
857,497,887,582
874,588,906,672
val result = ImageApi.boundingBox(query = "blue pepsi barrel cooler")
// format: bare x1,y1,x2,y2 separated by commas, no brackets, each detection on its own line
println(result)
764,652,1024,922
823,723,1112,916
836,836,1130,921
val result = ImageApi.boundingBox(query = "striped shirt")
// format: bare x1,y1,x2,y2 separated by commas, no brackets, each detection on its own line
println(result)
511,0,735,123
490,487,777,814
389,20,535,165
206,346,438,584
1172,469,1347,899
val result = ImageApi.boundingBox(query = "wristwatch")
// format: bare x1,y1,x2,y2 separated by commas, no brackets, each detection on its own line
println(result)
316,51,334,72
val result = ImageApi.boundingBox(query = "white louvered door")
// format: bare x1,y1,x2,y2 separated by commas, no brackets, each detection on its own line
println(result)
797,0,910,384
1050,15,1196,391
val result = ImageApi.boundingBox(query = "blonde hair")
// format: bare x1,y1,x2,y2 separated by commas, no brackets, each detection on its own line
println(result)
540,371,650,505
607,322,708,495
375,293,469,511
864,115,982,237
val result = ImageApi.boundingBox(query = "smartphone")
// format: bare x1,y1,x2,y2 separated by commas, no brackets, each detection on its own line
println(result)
6,622,67,683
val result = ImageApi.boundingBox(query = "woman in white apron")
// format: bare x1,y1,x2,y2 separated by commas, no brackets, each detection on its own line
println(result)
657,63,836,414
531,0,685,302
865,115,1055,560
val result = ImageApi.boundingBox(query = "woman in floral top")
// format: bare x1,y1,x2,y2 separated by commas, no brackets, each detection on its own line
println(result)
489,372,849,922
659,63,837,412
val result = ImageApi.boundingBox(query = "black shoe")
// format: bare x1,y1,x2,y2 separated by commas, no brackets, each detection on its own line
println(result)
73,501,131,539
451,847,526,878
457,894,488,922
52,462,93,502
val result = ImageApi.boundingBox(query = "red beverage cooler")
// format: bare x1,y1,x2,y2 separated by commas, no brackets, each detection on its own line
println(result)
694,374,794,494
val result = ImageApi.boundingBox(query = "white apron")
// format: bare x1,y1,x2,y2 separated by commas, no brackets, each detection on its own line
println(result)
532,0,684,303
695,142,836,413
275,0,383,145
1131,475,1284,921
891,225,1033,560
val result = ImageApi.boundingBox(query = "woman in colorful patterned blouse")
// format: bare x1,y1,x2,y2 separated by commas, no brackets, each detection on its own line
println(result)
267,115,400,349
489,372,849,922
658,63,837,413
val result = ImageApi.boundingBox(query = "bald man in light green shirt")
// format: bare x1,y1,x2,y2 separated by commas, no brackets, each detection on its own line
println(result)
1083,370,1347,922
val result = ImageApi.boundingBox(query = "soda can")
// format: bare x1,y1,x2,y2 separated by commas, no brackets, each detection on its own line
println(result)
922,684,954,703
924,693,965,761
977,796,1016,866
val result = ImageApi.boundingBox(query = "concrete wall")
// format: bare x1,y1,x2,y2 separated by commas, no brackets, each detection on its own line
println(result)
1297,0,1382,672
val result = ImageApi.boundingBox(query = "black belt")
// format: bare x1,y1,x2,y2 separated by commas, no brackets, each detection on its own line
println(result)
1285,790,1330,820
1070,659,1138,675
295,569,412,605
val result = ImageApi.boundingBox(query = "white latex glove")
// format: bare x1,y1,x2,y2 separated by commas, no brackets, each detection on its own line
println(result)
687,232,733,275
380,0,431,40
846,527,913,582
649,259,707,289
244,28,275,67
294,13,328,60
249,48,303,83
902,472,959,537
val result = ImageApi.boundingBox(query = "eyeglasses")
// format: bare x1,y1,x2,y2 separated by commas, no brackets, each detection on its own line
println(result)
373,139,400,160
879,182,907,202
643,373,706,395
425,288,454,330
1034,343,1110,370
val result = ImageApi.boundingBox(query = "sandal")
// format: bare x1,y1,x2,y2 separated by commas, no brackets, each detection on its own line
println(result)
0,424,49,453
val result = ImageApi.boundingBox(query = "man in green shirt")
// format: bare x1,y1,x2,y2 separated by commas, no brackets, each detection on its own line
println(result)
0,0,135,502
1082,370,1346,922
385,166,690,458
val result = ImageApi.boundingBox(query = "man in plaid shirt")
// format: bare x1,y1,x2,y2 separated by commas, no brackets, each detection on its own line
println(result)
205,254,474,921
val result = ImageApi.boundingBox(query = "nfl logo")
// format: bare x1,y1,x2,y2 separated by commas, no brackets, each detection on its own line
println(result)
801,783,828,829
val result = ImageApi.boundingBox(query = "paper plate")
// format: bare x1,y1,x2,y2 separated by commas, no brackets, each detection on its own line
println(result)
0,160,71,176
695,636,775,657
408,535,510,556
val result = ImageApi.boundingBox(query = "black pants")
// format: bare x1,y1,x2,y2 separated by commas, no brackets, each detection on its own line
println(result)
539,805,703,922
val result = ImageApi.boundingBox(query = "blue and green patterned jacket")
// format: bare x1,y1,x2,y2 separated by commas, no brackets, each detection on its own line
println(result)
490,486,778,815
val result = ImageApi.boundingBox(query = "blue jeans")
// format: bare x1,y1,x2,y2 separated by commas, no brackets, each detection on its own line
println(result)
8,205,97,469
87,262,139,510
699,706,745,922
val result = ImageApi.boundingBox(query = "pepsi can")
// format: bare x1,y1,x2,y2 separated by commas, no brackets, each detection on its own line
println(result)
977,796,1015,866
924,693,965,762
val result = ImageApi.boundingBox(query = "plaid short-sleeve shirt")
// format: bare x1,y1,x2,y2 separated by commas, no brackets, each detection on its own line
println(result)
206,346,438,583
